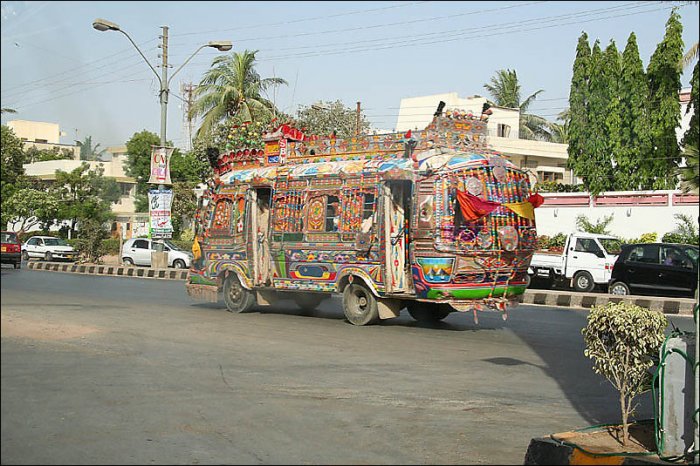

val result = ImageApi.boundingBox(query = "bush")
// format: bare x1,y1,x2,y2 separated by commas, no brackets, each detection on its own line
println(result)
73,219,109,264
662,213,699,245
621,232,658,244
582,303,667,446
101,238,121,255
171,239,193,252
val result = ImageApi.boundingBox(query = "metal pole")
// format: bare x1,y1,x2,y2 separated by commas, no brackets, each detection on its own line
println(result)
154,25,169,255
356,101,361,136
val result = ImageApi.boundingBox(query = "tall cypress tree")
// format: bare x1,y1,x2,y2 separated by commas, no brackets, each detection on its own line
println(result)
619,33,652,190
603,40,624,191
586,40,613,195
567,33,592,190
646,9,684,189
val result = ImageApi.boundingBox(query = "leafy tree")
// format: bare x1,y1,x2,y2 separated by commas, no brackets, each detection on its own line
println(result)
73,217,110,264
124,130,183,212
681,59,698,149
1,125,27,188
483,69,556,141
575,213,614,235
294,100,371,138
567,33,592,191
171,149,211,184
645,9,684,190
661,213,699,244
24,146,75,163
582,303,667,446
53,163,119,237
191,50,287,139
618,33,652,190
171,181,198,239
603,40,624,191
3,187,60,235
76,135,107,161
584,41,615,195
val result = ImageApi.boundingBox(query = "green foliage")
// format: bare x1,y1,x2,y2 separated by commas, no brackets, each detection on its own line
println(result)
620,232,658,244
575,213,614,234
179,228,195,242
294,100,371,139
618,33,652,190
536,232,567,250
567,33,593,191
53,163,118,237
73,218,110,264
661,213,699,245
582,302,667,445
101,238,121,255
124,130,182,212
483,69,560,141
534,181,586,193
170,239,194,252
24,146,75,163
76,136,107,161
191,49,287,139
171,182,198,239
681,59,699,150
603,41,625,191
1,125,29,223
3,187,61,234
645,9,684,190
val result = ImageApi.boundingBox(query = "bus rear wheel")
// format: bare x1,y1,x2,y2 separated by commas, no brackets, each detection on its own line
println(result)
342,283,379,326
223,274,255,313
407,302,451,322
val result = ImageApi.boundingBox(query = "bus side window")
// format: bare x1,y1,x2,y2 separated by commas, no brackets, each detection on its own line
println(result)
325,195,340,232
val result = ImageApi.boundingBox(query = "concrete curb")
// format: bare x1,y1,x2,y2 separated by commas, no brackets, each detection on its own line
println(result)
24,262,696,316
27,260,188,281
520,289,696,316
524,436,671,465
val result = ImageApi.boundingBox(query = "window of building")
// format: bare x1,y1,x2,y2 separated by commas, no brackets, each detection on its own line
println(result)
497,124,511,138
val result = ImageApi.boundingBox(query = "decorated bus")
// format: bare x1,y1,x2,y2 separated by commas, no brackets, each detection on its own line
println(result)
186,106,542,325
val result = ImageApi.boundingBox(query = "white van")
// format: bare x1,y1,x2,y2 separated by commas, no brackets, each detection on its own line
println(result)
121,238,193,268
528,232,621,292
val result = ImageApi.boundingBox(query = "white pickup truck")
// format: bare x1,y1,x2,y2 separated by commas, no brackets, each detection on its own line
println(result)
528,232,622,292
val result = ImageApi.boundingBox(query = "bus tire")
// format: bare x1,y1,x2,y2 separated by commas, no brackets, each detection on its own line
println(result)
342,283,379,326
573,271,595,293
407,302,451,322
223,274,255,313
294,293,325,311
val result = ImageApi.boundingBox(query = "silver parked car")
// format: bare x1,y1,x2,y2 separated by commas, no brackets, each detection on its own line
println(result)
121,238,192,268
22,236,77,262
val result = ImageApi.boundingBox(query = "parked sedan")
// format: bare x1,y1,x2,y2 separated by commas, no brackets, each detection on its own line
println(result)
121,238,192,268
22,236,77,262
609,243,698,299
1,231,22,269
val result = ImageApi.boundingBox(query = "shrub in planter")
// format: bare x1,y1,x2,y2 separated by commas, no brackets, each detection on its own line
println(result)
101,238,120,255
581,302,667,446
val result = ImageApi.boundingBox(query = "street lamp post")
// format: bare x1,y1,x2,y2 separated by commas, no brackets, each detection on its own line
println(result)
92,18,231,257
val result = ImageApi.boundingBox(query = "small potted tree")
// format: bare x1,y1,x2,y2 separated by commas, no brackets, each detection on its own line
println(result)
581,302,667,446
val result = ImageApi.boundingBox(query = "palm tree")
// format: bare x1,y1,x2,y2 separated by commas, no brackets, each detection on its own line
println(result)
76,136,106,161
681,42,698,70
1,107,17,114
190,50,287,139
483,69,555,141
678,142,699,194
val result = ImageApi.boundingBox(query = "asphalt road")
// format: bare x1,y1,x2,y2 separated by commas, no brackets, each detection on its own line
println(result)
0,267,694,465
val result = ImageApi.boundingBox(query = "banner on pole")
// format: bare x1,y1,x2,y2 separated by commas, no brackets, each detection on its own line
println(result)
148,146,174,185
148,189,174,239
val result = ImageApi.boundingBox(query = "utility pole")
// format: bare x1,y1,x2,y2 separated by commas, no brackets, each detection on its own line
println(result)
356,101,361,136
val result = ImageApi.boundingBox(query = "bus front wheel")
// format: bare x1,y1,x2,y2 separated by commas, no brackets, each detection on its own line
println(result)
223,274,255,313
342,283,379,326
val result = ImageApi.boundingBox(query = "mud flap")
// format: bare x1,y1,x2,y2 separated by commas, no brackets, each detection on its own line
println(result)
377,298,403,319
185,283,219,303
256,290,278,306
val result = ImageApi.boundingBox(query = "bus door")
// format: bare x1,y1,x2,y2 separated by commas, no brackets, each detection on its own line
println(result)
383,181,412,293
249,187,273,287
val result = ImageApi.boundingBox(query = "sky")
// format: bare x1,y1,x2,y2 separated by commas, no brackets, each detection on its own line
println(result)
1,1,698,151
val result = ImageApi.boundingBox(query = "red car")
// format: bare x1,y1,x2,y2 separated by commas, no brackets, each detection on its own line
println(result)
1,231,22,269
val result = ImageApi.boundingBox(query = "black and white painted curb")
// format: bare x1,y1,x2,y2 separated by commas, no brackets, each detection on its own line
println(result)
27,261,696,316
27,260,188,281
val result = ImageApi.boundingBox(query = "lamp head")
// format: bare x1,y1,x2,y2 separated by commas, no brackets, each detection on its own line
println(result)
208,41,232,51
93,18,121,32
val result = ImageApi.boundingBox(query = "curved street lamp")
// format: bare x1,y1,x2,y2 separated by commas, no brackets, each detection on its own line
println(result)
93,18,231,253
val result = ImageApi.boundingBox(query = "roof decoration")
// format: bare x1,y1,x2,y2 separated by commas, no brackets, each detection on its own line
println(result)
212,107,491,177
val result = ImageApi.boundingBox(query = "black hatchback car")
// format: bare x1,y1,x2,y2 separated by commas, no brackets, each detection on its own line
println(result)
609,243,698,299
